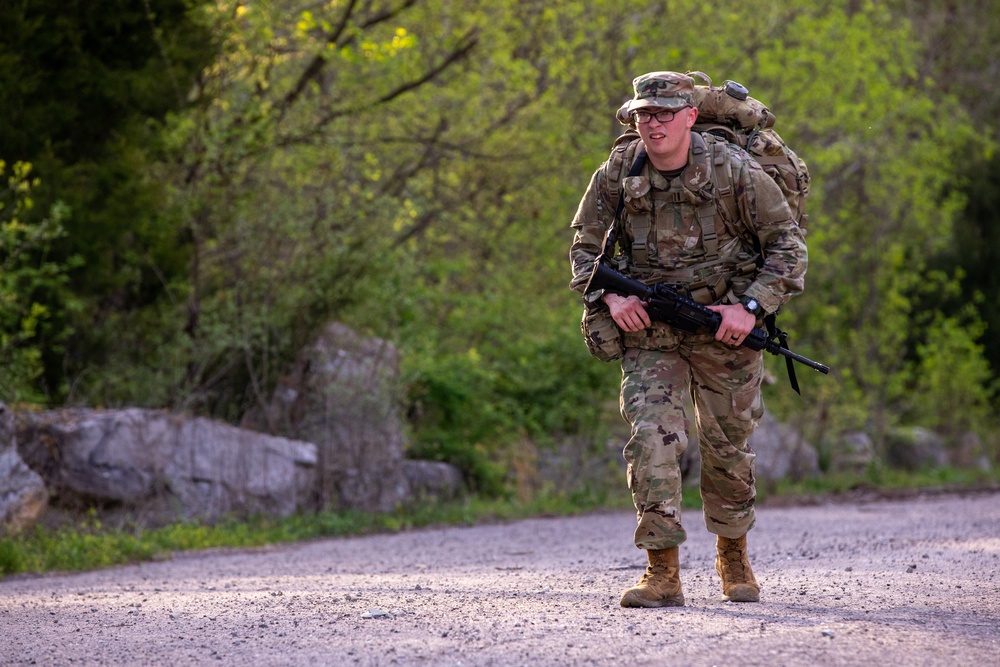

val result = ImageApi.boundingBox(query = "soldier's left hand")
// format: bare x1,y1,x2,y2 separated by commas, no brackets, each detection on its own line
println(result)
706,304,756,346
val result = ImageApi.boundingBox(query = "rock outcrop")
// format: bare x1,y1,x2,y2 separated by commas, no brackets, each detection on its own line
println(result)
749,412,820,483
17,408,318,524
243,322,412,512
0,402,48,533
885,426,949,471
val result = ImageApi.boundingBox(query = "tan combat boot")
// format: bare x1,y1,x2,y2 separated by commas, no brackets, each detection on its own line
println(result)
715,534,760,602
620,547,685,608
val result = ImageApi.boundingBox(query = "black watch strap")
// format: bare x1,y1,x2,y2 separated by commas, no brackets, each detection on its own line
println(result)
740,295,763,316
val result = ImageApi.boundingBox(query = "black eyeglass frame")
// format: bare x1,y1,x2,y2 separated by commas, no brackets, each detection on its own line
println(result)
631,107,690,124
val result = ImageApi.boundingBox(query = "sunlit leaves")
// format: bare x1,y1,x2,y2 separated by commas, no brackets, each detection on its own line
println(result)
0,162,79,403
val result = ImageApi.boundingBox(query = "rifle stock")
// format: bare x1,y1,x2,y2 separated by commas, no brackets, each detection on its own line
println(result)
587,261,830,375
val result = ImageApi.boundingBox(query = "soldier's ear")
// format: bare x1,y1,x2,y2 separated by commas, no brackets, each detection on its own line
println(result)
685,106,699,128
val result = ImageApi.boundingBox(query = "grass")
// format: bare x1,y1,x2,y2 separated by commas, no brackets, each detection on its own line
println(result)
0,487,627,579
1,467,997,579
764,464,1000,500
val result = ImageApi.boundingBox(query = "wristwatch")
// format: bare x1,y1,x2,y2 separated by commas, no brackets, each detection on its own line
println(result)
740,295,763,317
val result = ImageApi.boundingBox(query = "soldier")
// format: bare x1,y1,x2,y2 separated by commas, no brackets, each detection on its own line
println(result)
569,71,807,607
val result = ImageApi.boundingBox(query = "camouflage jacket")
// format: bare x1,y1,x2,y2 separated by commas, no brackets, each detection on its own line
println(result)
569,131,807,317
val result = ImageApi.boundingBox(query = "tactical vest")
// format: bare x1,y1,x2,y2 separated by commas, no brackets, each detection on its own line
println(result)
603,130,760,306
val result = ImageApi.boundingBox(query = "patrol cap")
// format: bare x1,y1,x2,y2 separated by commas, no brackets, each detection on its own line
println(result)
625,71,696,113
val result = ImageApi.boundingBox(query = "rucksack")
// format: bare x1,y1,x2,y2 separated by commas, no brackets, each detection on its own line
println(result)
614,71,810,229
689,71,810,228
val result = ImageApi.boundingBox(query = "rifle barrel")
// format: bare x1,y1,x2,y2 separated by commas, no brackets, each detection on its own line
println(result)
770,344,830,374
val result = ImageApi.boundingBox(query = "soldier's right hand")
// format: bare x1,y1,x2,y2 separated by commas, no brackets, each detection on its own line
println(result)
603,293,651,332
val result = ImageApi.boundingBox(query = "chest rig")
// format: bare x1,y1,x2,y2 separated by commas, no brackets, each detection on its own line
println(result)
605,131,759,306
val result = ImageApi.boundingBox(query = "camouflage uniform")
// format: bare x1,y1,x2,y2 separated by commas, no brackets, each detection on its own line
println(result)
569,72,807,551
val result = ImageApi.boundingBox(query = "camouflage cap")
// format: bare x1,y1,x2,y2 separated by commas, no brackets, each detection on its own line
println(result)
625,71,695,114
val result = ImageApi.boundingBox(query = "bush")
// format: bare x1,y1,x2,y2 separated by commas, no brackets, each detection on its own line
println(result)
403,329,619,496
0,160,80,403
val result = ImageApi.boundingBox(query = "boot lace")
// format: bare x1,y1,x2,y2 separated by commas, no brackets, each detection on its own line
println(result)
720,546,748,580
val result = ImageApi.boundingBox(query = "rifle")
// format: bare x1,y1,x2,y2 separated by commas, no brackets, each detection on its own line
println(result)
587,260,830,378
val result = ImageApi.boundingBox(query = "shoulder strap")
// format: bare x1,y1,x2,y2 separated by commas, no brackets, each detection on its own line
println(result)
686,134,735,264
708,138,738,238
705,134,762,255
605,131,640,213
599,143,647,262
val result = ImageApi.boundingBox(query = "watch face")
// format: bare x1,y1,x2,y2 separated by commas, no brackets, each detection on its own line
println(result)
743,297,759,314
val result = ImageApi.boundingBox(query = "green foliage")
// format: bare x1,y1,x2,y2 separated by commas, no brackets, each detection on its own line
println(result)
893,0,1000,138
405,350,511,495
71,0,489,415
702,1,990,447
0,0,213,161
2,0,999,499
0,0,216,403
404,324,620,496
770,465,1000,501
909,307,993,435
933,154,1000,395
0,161,80,403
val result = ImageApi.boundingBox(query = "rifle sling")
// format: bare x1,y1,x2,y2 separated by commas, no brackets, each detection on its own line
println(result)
599,147,648,262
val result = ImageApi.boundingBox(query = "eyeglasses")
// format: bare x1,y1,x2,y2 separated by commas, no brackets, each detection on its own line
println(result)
632,108,688,124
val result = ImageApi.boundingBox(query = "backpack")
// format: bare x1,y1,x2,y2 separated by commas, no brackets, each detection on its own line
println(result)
614,71,810,230
689,71,810,229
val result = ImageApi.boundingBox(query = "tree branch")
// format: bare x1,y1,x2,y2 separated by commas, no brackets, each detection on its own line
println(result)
373,27,478,107
313,26,479,128
281,0,360,109
281,0,422,111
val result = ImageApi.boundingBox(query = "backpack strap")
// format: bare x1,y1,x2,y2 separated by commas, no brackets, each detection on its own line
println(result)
598,142,647,263
605,131,641,213
697,200,718,263
602,136,650,267
708,137,738,242
683,136,737,264
754,154,793,167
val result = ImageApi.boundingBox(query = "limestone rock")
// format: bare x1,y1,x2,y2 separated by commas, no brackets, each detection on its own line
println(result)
952,432,992,472
830,431,876,475
884,426,948,471
0,402,48,534
749,412,819,483
17,408,317,524
244,322,411,512
402,460,466,501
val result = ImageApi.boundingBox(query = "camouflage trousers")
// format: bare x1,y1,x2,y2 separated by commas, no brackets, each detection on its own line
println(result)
619,335,764,550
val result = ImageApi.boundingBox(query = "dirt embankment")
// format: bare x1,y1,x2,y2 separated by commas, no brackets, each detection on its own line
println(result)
2,490,999,666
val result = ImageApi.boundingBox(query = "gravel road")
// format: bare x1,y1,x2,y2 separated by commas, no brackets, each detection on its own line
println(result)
2,490,998,666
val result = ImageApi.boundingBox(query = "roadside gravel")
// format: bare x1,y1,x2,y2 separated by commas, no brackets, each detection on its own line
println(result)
2,490,998,666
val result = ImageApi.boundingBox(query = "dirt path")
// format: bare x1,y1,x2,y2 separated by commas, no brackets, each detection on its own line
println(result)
2,491,998,666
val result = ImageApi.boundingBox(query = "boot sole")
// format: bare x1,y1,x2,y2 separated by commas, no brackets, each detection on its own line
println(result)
722,586,759,603
716,555,759,602
620,594,685,608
